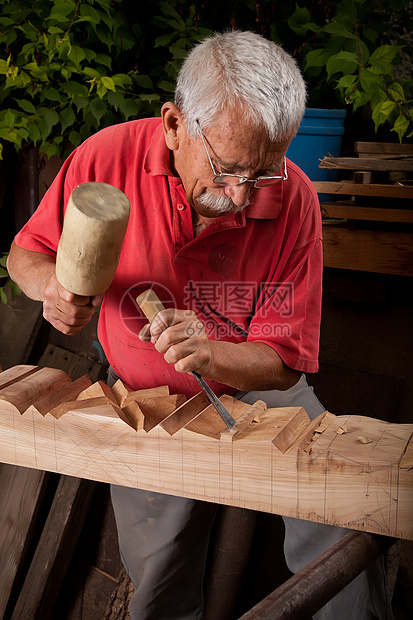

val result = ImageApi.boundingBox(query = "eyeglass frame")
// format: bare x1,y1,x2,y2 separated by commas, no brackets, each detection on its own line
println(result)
195,120,288,189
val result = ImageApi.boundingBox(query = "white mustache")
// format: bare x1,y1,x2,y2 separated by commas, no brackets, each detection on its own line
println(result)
196,190,250,214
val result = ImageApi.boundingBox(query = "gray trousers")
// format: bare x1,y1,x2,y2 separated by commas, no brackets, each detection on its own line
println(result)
109,374,393,619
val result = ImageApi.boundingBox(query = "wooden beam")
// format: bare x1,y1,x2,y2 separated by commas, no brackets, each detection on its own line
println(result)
354,142,413,156
0,465,51,619
322,224,413,276
10,475,96,620
320,202,413,224
319,157,413,172
313,181,413,199
0,366,412,540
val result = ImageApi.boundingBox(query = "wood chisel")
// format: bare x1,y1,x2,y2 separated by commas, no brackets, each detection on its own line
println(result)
136,289,236,429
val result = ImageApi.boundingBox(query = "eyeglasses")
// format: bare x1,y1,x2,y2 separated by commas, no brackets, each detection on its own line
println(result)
196,120,288,189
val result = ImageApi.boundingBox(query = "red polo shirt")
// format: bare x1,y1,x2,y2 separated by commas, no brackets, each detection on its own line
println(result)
15,118,322,397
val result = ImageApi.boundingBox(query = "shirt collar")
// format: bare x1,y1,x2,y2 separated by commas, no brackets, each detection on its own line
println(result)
143,121,174,177
143,119,284,220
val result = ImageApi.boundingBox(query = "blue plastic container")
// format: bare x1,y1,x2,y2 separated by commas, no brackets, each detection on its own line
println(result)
287,108,347,182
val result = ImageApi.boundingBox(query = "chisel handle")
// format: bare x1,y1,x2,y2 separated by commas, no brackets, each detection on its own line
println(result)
136,289,167,323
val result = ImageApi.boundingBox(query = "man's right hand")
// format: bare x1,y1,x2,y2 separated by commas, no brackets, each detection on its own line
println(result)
43,273,102,335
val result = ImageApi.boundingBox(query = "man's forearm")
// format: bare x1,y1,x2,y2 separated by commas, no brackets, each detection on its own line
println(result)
7,241,56,302
207,340,301,392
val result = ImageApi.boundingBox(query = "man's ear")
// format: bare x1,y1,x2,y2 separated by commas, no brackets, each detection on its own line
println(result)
161,102,184,151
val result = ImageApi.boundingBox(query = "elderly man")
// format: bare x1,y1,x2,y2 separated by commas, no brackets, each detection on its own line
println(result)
8,31,391,620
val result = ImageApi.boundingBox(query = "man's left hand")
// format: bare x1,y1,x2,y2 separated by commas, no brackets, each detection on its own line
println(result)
139,309,213,375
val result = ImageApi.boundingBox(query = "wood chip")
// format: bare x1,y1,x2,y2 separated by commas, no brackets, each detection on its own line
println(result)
357,436,373,444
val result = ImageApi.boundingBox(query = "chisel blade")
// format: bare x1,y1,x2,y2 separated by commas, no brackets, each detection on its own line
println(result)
191,371,236,429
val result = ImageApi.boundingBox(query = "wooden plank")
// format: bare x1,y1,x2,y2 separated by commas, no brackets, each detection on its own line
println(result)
354,142,413,156
38,344,108,382
319,157,413,172
0,367,71,413
0,294,43,370
0,365,412,540
313,180,413,199
11,475,96,620
322,224,413,276
160,391,210,435
0,464,51,619
321,202,413,223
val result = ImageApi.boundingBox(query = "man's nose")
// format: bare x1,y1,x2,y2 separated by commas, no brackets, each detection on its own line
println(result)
224,182,253,207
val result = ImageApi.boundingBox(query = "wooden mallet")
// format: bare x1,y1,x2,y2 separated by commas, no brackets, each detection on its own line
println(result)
56,182,130,296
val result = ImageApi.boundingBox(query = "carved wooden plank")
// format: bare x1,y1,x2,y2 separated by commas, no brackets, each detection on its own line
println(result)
0,366,412,540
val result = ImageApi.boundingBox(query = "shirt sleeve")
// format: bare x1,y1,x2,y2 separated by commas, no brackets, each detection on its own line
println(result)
247,234,323,373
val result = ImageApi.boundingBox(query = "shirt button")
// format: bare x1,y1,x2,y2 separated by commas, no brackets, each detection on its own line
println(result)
177,203,185,211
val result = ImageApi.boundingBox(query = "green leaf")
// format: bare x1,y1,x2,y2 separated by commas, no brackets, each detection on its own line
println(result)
303,49,329,71
45,14,71,24
73,96,89,111
387,82,406,103
42,86,62,102
0,17,15,26
68,45,86,66
60,105,76,132
159,2,186,30
158,80,175,92
372,100,397,131
336,75,357,89
48,26,64,34
61,81,88,95
0,266,8,278
5,109,15,127
359,68,381,95
106,91,123,110
155,33,175,48
118,97,140,120
68,129,82,146
90,98,107,124
15,98,36,114
326,51,359,79
45,109,60,132
50,2,76,17
391,114,409,141
0,288,8,305
83,67,101,78
112,74,133,87
369,45,402,74
101,76,116,92
287,5,313,36
323,22,356,39
95,53,112,69
169,46,189,59
24,62,49,82
134,74,153,89
140,94,160,103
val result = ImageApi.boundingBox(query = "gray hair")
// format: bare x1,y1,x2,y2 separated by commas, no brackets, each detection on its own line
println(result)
175,30,307,141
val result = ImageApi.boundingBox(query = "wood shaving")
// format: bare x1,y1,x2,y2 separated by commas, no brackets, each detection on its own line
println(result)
357,436,373,444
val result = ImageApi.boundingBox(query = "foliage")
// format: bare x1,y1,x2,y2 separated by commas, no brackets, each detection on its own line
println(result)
0,253,21,304
0,0,212,160
283,0,413,141
0,0,412,162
